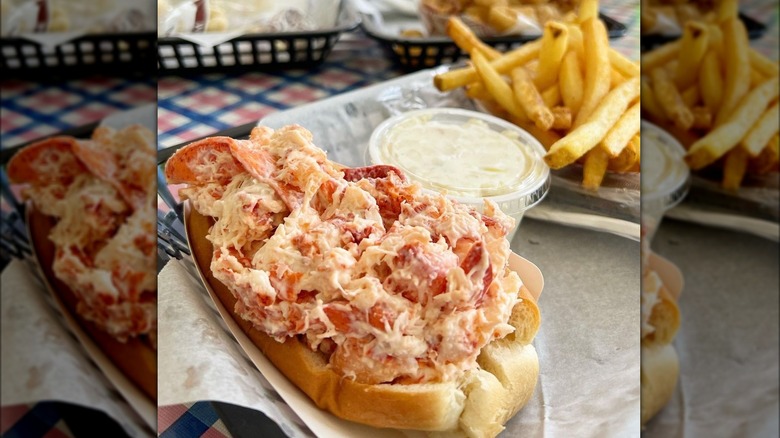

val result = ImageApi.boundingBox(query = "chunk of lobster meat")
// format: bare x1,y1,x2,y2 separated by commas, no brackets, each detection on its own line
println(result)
386,242,458,305
164,136,245,185
7,137,85,184
232,135,314,211
329,336,423,385
459,240,494,306
71,140,118,185
342,165,407,183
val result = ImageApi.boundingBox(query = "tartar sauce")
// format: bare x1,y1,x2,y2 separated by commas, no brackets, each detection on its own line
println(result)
378,117,531,197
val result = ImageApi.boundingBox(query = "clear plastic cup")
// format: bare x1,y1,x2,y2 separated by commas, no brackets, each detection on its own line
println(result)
368,108,550,242
641,120,691,241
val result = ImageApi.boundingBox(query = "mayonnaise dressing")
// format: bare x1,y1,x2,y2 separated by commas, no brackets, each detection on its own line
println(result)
379,117,532,197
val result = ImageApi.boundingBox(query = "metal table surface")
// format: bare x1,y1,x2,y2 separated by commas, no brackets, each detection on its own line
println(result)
643,220,779,436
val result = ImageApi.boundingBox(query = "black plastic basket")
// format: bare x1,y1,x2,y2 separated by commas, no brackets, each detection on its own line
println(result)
157,14,359,75
363,13,627,71
0,32,156,79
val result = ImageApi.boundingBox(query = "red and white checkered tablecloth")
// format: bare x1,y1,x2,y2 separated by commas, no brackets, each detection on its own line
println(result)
0,77,155,148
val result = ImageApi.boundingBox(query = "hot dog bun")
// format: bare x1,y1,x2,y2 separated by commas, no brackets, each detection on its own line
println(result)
641,344,679,425
643,285,680,348
641,254,683,425
186,206,540,436
27,206,157,401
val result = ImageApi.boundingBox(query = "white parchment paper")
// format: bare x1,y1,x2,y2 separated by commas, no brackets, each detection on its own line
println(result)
0,259,151,437
157,260,313,438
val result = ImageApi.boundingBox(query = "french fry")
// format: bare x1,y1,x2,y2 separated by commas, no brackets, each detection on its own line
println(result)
608,135,639,172
574,17,611,127
609,49,640,78
651,67,694,131
707,24,724,55
686,77,779,169
602,101,640,157
716,0,738,22
466,81,492,100
488,6,518,33
551,106,572,130
534,22,569,90
446,17,501,60
511,116,562,150
474,0,507,6
559,51,584,115
464,5,491,27
752,134,779,174
433,40,542,91
700,50,724,114
566,24,585,64
641,75,666,121
611,68,626,88
471,51,527,120
512,68,554,130
541,85,561,108
545,77,640,169
750,49,780,78
578,0,599,23
722,147,748,191
692,106,713,130
715,18,751,126
750,68,766,88
742,102,780,156
681,85,700,108
642,41,680,73
675,22,710,90
435,67,479,92
525,59,539,76
582,146,610,189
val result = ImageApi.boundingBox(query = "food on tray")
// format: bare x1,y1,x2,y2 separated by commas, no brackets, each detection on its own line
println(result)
434,0,640,189
166,125,542,435
6,125,157,400
0,0,155,35
368,108,550,242
641,5,779,190
158,0,339,36
640,233,681,425
420,0,582,37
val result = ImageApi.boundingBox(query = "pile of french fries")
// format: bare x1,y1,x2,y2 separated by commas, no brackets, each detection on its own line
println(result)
421,0,577,36
433,0,640,190
641,0,779,190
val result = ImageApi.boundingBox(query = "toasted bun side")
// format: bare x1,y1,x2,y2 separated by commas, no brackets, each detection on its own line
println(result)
509,284,541,345
466,343,539,438
28,207,157,401
187,208,540,435
641,344,679,425
643,286,680,347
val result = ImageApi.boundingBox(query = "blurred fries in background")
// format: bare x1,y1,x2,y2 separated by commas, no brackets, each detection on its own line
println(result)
642,3,780,190
434,0,640,190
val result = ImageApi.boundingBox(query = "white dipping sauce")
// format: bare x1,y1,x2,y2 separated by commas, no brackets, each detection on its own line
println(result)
380,117,531,197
